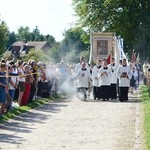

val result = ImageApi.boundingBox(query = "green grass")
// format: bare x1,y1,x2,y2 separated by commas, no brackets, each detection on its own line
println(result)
0,93,62,124
141,85,150,150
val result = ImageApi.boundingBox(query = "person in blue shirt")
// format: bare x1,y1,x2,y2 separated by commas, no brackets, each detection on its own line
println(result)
0,63,7,115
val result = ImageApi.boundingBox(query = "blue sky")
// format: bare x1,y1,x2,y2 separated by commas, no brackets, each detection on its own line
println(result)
0,0,76,41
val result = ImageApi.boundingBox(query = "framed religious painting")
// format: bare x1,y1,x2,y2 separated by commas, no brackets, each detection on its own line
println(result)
97,40,108,56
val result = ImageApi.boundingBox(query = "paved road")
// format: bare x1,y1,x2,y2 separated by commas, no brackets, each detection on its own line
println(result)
0,93,144,150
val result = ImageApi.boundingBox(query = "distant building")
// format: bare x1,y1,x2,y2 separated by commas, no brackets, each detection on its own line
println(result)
8,41,51,58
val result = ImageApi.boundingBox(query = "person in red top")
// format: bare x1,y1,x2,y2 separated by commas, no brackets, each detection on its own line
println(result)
21,65,33,106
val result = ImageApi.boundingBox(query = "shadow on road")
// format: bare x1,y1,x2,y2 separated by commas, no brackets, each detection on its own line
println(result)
0,133,24,144
0,101,68,145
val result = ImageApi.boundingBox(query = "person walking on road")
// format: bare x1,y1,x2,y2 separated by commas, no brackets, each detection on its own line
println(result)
117,58,132,102
92,59,102,100
76,62,91,101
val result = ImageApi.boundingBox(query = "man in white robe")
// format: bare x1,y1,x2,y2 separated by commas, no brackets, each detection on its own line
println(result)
117,58,132,102
92,59,102,100
75,56,90,96
75,56,90,75
108,58,118,100
98,59,111,101
76,62,91,100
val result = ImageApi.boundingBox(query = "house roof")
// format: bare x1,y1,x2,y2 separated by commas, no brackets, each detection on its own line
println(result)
12,41,48,50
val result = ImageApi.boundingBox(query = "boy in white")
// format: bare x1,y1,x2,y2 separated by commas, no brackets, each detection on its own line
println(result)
75,56,90,76
117,58,132,102
98,59,111,101
108,58,118,100
92,59,102,100
76,62,91,100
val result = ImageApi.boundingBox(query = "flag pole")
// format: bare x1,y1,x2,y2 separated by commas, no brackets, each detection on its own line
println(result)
89,32,93,65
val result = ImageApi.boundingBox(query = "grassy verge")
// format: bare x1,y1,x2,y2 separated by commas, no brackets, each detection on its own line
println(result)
141,85,150,149
0,94,61,124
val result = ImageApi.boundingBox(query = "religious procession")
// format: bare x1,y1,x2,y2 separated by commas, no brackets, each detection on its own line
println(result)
75,55,142,101
0,32,144,116
0,32,148,150
0,51,142,116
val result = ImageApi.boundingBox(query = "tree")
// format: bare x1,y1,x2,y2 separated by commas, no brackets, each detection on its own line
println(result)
72,0,150,61
17,26,56,46
32,26,41,41
22,49,48,63
47,42,61,63
65,50,90,64
61,27,89,53
0,19,8,55
45,34,56,46
6,31,18,49
17,26,31,41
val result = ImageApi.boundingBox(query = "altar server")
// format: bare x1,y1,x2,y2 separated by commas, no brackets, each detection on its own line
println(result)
92,59,102,100
98,59,111,101
108,58,118,100
75,56,89,75
117,58,132,102
76,62,91,100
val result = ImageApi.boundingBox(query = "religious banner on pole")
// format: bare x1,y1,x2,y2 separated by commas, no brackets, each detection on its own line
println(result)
89,32,115,64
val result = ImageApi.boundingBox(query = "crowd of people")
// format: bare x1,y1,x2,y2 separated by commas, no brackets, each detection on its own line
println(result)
75,56,141,101
0,59,71,115
0,56,143,115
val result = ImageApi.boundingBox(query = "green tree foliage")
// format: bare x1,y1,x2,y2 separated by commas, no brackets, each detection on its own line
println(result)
6,31,18,49
45,34,56,47
17,26,56,45
31,26,41,41
0,19,8,55
22,49,48,63
47,43,61,63
72,0,150,60
2,50,12,61
64,50,79,63
18,26,31,41
60,49,89,64
61,27,89,53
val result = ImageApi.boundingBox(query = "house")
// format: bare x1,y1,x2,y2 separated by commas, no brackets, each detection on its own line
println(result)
8,41,51,58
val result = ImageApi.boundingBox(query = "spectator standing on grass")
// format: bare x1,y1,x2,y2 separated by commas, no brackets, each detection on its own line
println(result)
17,60,26,106
0,63,7,115
8,62,18,101
130,65,138,94
28,60,38,102
21,65,34,106
37,62,47,98
7,62,18,110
